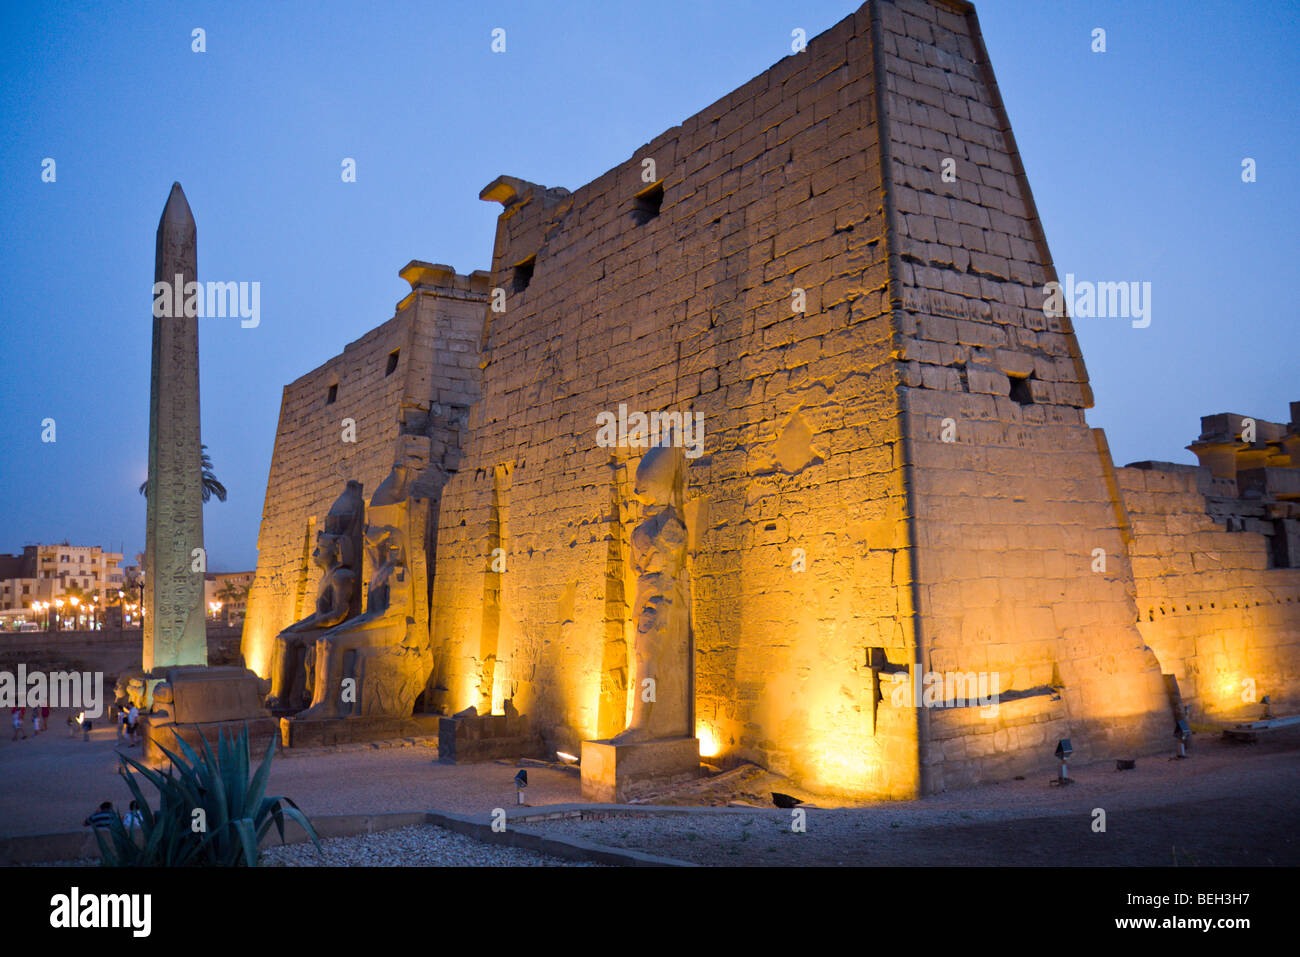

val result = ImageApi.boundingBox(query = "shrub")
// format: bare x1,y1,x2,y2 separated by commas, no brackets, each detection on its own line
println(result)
93,725,321,866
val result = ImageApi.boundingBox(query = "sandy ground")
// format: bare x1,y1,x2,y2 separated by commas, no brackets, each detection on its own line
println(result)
0,707,580,837
4,707,1297,865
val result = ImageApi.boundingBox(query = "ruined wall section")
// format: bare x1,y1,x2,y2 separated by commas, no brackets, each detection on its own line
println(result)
432,5,922,797
875,0,1169,791
242,267,488,681
1118,463,1300,718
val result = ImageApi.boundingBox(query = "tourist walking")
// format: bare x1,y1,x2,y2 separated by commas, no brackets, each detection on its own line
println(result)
11,707,26,741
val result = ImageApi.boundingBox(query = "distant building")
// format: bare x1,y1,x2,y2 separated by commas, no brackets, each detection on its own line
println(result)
205,570,254,624
0,543,125,627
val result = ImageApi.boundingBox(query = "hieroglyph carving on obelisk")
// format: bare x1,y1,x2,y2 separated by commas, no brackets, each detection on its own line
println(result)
144,182,207,671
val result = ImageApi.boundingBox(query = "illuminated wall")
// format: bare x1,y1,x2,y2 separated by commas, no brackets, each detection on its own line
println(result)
1118,463,1300,719
429,0,923,798
877,0,1169,791
241,265,488,680
246,0,1291,800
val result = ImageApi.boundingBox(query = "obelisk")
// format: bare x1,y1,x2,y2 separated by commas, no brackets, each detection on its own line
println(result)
144,182,207,672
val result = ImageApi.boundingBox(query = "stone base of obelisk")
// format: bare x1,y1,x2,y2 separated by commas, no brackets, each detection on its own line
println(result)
142,715,280,766
140,665,275,765
580,737,700,803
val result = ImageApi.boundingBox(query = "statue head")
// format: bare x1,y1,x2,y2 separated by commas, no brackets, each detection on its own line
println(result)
363,522,404,568
324,480,364,536
312,531,342,571
634,444,684,508
372,462,414,508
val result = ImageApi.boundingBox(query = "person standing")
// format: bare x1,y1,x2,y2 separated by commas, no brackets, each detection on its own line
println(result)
126,703,140,746
123,800,144,829
84,802,116,829
11,707,26,741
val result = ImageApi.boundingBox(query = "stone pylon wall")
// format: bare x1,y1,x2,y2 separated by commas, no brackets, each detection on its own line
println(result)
241,266,488,680
430,3,923,797
1118,464,1300,719
875,0,1169,791
244,0,1284,798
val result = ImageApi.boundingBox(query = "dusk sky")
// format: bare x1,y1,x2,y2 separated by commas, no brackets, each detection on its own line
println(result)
1,0,1296,572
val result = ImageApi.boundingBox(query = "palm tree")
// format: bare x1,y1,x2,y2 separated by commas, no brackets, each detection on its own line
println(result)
139,444,227,503
215,580,249,626
61,581,91,628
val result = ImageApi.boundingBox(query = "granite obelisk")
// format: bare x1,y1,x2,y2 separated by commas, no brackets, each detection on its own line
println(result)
144,182,207,672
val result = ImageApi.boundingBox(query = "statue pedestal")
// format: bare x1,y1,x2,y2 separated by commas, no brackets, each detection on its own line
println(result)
437,712,546,764
580,737,700,803
281,713,442,749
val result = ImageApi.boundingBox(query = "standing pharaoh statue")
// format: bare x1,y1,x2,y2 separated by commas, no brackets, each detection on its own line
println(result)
266,480,364,710
612,443,691,743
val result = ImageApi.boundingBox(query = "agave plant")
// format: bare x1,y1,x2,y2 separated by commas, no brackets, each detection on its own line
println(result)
93,725,320,866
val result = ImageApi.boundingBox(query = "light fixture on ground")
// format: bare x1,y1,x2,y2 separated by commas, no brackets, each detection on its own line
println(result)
1262,695,1272,719
1174,719,1191,759
514,769,528,806
555,750,578,766
1055,739,1073,785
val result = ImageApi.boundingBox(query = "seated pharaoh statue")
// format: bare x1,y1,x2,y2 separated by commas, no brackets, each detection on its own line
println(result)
266,479,364,711
295,460,439,721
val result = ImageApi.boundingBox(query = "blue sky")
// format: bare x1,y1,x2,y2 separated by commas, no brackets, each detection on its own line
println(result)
1,0,1296,571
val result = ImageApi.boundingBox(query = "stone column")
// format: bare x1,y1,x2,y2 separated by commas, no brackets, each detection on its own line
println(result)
144,182,207,672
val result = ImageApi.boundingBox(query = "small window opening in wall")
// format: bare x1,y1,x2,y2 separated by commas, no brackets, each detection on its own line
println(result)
1008,373,1034,406
512,255,536,293
326,383,338,404
632,181,664,225
386,350,400,376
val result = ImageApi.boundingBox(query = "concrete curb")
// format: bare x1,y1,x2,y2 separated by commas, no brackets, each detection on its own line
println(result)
424,809,695,867
507,802,796,822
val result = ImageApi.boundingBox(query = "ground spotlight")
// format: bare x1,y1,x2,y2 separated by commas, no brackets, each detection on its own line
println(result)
514,769,528,805
1055,739,1073,785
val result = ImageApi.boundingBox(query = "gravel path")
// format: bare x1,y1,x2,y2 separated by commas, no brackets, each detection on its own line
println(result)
259,824,596,867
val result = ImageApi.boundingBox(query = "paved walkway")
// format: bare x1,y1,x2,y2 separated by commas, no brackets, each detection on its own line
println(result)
0,708,579,837
4,706,1298,866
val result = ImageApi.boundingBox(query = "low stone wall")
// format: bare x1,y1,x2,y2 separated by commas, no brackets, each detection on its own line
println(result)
0,625,245,684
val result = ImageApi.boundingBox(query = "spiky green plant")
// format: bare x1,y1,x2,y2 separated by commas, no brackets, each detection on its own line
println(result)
93,725,320,866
